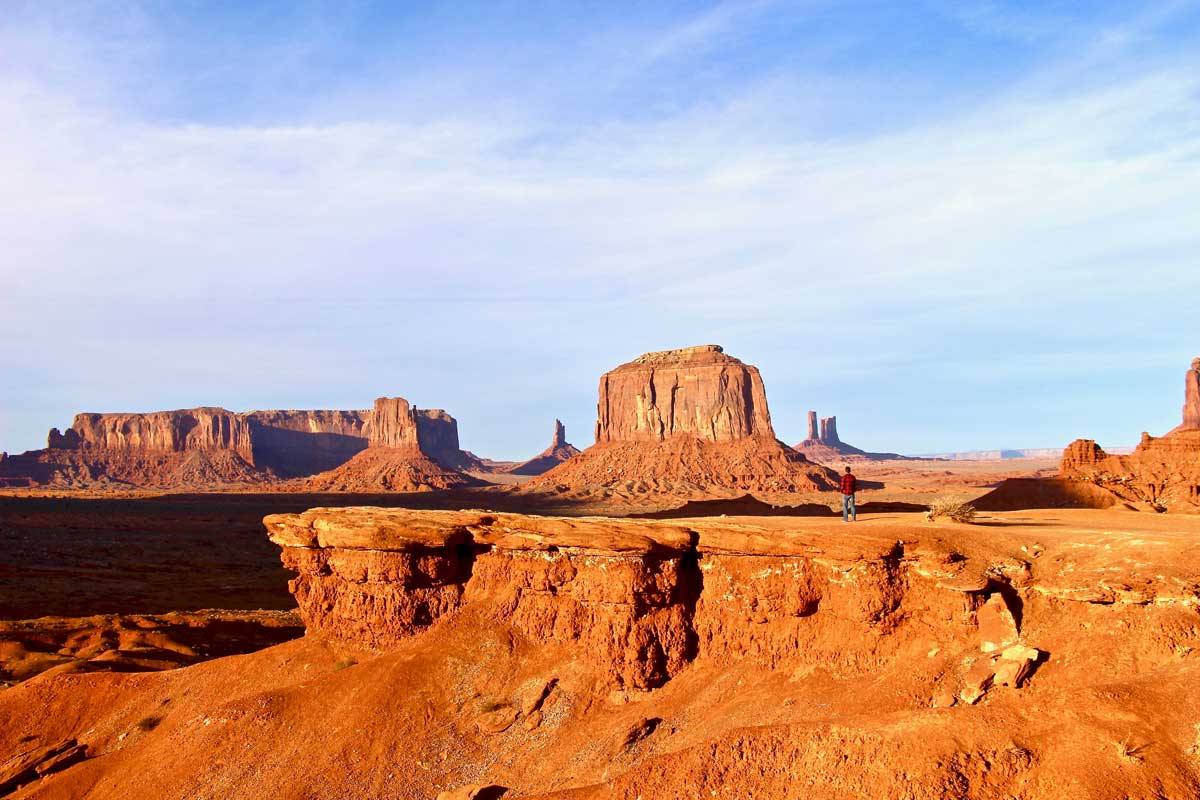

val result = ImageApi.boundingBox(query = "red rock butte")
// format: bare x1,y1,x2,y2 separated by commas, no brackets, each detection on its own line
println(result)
1056,356,1200,512
593,345,774,444
532,345,837,495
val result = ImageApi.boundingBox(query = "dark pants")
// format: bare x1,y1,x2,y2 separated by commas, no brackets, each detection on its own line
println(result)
842,493,856,522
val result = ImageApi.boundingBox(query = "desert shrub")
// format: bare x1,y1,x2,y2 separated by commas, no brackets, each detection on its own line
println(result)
333,658,357,671
135,715,162,732
925,497,977,523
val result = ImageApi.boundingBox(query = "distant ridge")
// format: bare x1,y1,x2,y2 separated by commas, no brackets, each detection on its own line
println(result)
912,447,1134,461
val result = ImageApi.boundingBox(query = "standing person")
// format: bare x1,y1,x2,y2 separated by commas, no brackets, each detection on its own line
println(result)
840,465,857,522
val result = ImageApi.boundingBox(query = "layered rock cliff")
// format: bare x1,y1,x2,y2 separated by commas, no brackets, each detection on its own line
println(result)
532,346,838,495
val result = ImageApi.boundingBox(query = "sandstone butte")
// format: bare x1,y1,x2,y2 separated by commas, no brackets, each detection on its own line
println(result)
508,420,581,476
0,397,483,491
1056,356,1200,513
4,505,1200,798
792,409,909,463
301,397,484,493
529,345,839,495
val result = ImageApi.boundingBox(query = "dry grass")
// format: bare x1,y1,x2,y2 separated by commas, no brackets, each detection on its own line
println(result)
925,497,978,523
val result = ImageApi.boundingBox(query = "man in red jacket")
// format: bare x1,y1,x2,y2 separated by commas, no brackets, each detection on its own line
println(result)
840,466,857,522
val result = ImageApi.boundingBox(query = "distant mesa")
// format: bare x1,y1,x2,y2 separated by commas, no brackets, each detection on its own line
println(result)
792,410,908,463
530,345,838,495
916,448,1081,461
0,396,486,491
507,420,581,476
301,397,484,492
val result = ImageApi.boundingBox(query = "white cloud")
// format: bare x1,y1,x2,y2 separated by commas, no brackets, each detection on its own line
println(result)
1,4,1198,455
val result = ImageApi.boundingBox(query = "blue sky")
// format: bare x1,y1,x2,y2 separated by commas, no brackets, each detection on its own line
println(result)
2,1,1199,459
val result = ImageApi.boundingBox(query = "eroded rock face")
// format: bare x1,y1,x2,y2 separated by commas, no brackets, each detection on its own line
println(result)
65,409,256,460
266,508,697,687
366,397,421,449
594,345,774,444
265,507,1063,691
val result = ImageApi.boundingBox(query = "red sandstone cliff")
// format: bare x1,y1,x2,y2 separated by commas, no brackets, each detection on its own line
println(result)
531,346,838,495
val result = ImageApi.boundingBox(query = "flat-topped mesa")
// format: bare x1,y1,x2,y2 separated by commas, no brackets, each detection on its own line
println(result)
595,344,775,444
2,396,478,489
55,408,255,461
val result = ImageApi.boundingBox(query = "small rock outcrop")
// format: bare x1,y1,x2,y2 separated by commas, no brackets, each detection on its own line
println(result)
509,420,581,476
530,346,837,495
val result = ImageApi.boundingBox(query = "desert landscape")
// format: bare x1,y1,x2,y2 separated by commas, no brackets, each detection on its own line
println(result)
4,4,1200,798
1,346,1198,798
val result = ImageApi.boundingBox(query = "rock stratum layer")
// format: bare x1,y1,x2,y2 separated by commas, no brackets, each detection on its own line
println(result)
5,507,1196,798
0,397,479,491
1059,357,1200,513
532,346,837,495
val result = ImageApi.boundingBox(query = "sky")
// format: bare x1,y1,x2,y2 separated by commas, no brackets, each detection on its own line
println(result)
2,0,1199,460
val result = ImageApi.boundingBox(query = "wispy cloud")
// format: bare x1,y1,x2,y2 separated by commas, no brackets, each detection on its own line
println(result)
1,2,1198,456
